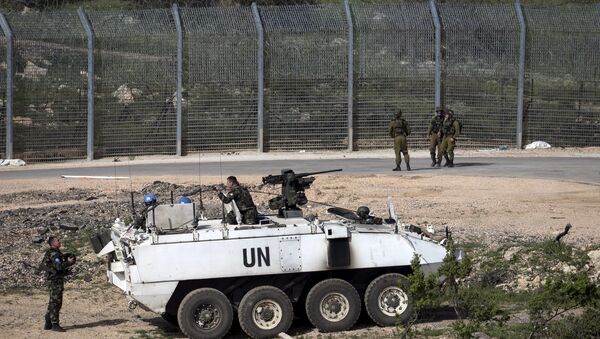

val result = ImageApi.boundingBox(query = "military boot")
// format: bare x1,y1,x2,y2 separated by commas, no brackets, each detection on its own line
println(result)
406,163,411,171
393,165,401,171
51,324,66,332
443,155,450,167
448,159,454,168
44,314,51,330
430,154,436,167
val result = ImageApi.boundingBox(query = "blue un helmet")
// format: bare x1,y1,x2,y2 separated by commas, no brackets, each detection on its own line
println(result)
179,196,192,204
143,193,157,206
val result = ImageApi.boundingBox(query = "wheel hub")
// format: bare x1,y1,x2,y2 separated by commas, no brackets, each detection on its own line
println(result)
253,299,283,330
194,304,220,330
320,293,350,322
379,287,408,317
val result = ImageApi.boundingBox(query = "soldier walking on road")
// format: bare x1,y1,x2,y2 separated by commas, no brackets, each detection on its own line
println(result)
427,108,444,167
389,110,411,171
438,109,462,168
42,236,76,332
215,176,259,225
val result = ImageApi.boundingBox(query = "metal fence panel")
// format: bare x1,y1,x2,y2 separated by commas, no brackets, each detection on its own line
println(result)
524,5,600,147
7,11,87,162
88,9,177,157
181,7,258,152
439,3,520,148
352,2,435,149
0,29,5,159
260,4,348,151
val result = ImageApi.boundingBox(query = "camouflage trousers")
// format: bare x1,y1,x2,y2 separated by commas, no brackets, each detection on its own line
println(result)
429,133,441,159
439,136,456,161
226,207,258,225
46,279,64,325
393,135,410,166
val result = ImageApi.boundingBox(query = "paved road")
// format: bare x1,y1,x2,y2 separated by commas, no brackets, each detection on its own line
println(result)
2,157,599,185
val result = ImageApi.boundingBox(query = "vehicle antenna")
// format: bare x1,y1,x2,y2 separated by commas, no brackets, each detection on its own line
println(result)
128,156,135,215
219,153,225,223
197,151,205,217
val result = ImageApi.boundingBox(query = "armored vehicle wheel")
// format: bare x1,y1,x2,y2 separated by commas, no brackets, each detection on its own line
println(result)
177,288,233,339
305,278,361,332
238,286,294,339
364,273,414,326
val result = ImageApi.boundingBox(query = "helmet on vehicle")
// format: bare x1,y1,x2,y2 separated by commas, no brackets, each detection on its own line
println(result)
356,206,370,219
179,196,192,204
144,193,157,206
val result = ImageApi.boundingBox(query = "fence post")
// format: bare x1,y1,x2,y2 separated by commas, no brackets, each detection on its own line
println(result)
0,13,13,160
343,0,354,152
251,3,265,153
429,0,443,109
515,0,526,149
172,4,183,156
77,8,95,161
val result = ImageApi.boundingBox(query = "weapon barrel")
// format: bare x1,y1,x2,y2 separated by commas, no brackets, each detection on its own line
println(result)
295,169,343,177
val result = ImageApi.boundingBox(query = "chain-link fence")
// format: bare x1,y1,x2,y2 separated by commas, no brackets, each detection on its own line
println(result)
440,4,520,148
89,9,177,157
181,7,258,152
0,1,599,162
353,2,435,149
0,28,5,160
7,11,87,162
524,5,600,147
260,4,348,151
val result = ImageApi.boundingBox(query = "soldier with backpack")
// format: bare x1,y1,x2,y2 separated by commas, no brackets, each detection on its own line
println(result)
438,109,462,168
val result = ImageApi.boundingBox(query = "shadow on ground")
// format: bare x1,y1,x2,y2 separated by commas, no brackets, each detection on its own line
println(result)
64,318,127,330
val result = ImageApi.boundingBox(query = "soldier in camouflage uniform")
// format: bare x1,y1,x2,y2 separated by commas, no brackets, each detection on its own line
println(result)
216,176,258,224
427,108,444,167
389,110,411,171
42,236,75,332
438,109,461,168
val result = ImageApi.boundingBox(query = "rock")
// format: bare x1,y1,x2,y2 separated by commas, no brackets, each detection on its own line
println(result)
21,61,48,81
503,246,520,261
32,236,44,244
471,332,492,339
112,84,135,105
588,250,600,268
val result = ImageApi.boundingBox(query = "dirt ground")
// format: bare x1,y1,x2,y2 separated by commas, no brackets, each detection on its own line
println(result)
0,170,599,338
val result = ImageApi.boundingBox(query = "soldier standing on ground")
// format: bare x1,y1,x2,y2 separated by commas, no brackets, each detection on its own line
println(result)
389,110,411,171
427,108,444,167
438,109,461,168
215,176,259,224
42,236,76,332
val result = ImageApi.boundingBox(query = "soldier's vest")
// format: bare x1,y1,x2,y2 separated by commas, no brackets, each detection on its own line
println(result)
442,117,457,136
430,117,443,133
42,249,66,280
391,119,409,137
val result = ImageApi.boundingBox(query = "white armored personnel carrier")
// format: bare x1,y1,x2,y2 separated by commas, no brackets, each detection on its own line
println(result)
92,169,455,339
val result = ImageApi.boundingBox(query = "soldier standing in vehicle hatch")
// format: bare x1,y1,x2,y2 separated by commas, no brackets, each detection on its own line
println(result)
215,176,258,224
389,110,411,171
42,236,76,332
427,108,444,167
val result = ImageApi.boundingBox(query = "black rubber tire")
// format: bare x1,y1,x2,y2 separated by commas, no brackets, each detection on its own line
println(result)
177,288,233,339
238,286,294,339
364,273,414,326
305,278,361,332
